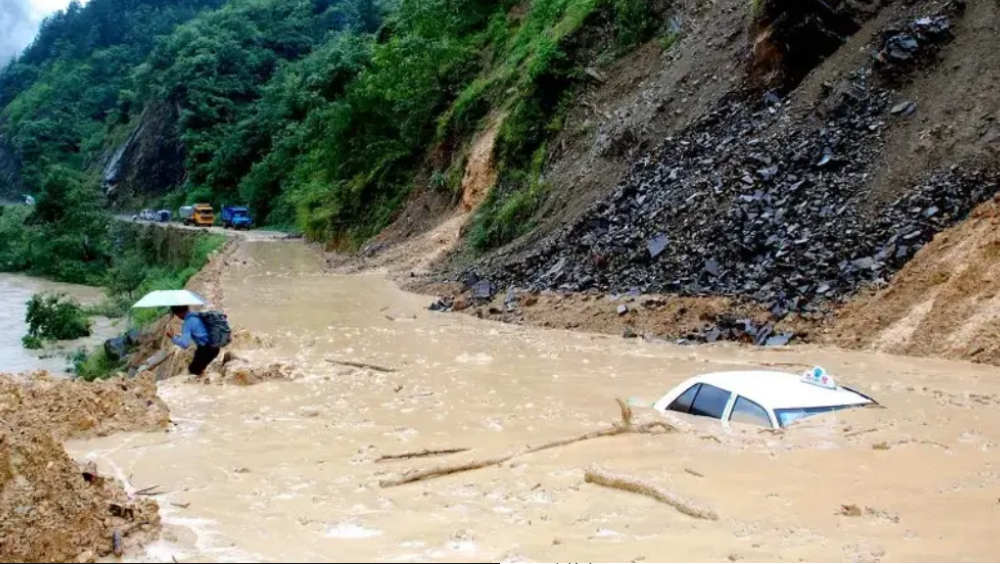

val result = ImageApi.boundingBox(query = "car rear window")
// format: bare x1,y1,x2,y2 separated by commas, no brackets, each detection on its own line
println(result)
668,384,701,414
689,384,731,420
729,396,772,428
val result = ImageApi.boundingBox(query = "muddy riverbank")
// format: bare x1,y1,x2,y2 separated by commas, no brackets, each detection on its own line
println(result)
66,239,1000,562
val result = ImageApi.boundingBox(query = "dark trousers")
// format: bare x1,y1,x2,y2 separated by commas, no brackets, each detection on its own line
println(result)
189,345,221,376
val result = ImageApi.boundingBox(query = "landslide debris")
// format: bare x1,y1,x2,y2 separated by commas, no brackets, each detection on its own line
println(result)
830,195,1000,364
0,422,160,563
0,373,169,441
0,373,166,562
457,0,995,344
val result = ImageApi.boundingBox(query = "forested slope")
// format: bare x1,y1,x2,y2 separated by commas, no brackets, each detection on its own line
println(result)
1,0,664,269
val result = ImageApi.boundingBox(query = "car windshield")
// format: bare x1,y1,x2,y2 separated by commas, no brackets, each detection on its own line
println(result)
775,405,858,428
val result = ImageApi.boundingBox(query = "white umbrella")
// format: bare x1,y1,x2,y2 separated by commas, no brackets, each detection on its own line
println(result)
132,290,208,309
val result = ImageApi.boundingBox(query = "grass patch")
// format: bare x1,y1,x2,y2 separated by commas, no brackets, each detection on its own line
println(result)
72,348,126,382
22,335,44,350
659,31,681,51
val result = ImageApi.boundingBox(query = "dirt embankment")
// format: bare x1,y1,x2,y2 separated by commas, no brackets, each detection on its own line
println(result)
0,373,167,562
830,195,1000,364
0,373,169,441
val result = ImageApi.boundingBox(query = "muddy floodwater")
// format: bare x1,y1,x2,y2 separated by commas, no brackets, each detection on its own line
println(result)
0,274,121,375
67,241,1000,562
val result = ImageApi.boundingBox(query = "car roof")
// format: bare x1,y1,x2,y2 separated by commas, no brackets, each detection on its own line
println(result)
690,370,872,411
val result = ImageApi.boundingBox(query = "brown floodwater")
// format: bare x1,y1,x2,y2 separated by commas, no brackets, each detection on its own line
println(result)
67,241,1000,562
0,273,122,375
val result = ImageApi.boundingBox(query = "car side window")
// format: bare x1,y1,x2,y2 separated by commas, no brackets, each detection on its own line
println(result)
729,396,772,428
668,384,701,414
689,384,731,420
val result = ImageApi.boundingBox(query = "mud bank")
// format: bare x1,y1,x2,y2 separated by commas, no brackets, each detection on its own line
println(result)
0,373,167,562
0,373,169,441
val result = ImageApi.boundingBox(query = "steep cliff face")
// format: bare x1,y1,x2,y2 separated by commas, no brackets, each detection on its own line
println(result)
0,134,22,199
101,100,186,208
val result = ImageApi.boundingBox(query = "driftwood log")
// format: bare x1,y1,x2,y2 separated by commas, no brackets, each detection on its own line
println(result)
585,465,718,520
378,399,674,488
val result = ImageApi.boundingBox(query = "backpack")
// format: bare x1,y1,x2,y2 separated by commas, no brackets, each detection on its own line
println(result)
195,311,232,348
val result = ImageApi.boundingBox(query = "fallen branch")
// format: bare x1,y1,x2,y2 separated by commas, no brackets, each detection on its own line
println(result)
376,448,471,463
326,359,398,373
585,466,718,521
378,399,674,488
134,485,162,496
379,454,514,488
684,468,704,478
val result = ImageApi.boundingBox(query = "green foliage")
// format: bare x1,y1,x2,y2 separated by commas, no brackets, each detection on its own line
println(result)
659,31,681,51
22,335,44,350
72,348,126,382
0,206,32,272
24,293,92,344
3,0,667,256
612,0,654,48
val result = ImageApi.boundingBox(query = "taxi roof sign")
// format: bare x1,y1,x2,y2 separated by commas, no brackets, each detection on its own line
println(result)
801,366,837,390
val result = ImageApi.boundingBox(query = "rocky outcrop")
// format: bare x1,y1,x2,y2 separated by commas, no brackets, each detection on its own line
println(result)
101,100,186,207
748,0,888,93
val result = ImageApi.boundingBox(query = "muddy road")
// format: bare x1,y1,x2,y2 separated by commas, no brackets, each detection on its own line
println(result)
68,240,1000,562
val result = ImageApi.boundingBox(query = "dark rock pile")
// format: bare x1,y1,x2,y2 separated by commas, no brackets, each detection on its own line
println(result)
462,6,997,338
678,315,795,347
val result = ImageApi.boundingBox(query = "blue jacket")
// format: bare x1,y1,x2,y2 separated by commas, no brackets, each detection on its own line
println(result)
172,313,209,349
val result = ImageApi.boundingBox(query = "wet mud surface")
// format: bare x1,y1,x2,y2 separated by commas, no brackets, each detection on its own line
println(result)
67,241,1000,562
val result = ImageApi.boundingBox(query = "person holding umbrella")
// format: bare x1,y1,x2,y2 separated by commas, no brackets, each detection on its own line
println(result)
167,305,219,377
132,290,232,377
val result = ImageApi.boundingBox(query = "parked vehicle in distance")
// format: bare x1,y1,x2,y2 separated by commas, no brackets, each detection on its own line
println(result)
180,204,214,227
652,367,876,429
139,209,155,221
157,210,172,223
221,206,253,229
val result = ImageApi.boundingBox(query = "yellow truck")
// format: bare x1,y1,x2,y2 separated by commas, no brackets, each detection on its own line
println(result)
179,204,215,227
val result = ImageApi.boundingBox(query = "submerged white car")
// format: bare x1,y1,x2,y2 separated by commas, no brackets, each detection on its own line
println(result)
652,367,876,429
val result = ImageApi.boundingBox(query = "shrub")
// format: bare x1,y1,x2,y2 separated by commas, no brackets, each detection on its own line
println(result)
73,348,125,382
24,293,92,343
22,335,44,350
612,0,655,48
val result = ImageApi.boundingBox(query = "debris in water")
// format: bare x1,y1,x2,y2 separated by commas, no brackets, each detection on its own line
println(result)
325,358,398,373
585,466,718,520
378,399,673,488
375,448,471,463
839,504,863,517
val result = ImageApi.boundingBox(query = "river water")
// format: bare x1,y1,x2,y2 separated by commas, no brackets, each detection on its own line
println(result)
0,274,122,375
67,241,1000,562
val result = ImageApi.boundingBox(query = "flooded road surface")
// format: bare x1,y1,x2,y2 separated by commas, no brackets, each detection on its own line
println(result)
68,241,1000,562
0,274,121,374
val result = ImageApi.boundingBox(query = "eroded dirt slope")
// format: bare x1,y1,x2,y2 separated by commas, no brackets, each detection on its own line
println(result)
832,195,1000,364
0,373,166,562
0,373,169,441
